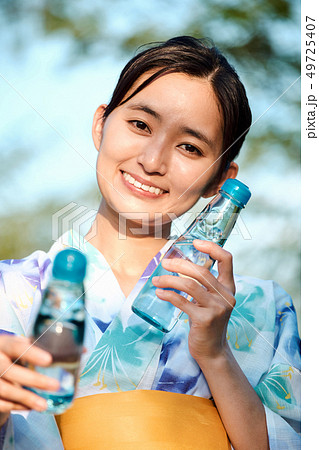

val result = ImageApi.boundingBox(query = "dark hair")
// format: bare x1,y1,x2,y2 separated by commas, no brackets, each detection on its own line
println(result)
102,36,251,181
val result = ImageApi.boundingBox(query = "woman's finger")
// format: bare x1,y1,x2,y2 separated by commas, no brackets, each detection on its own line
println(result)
0,335,52,366
160,256,234,303
152,271,211,306
155,288,197,317
0,378,48,412
0,337,59,391
0,361,59,391
0,400,31,414
153,269,235,315
192,240,236,294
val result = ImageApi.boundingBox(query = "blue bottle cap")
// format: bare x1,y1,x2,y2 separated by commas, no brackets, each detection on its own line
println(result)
52,249,87,283
220,178,251,207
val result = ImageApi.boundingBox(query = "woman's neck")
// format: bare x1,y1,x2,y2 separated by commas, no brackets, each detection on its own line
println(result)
85,201,171,280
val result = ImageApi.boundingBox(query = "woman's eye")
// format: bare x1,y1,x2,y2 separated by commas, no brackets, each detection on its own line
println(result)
180,144,202,156
130,120,150,132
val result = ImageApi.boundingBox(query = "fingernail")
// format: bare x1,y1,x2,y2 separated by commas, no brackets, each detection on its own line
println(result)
48,380,60,390
193,239,207,244
161,259,172,266
152,276,159,284
38,351,52,364
35,399,48,411
156,289,165,295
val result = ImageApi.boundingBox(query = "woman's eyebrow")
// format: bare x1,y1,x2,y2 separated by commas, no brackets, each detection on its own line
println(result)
181,126,215,149
127,103,161,121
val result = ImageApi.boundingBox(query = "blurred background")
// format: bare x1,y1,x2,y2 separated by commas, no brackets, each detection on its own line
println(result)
0,0,300,330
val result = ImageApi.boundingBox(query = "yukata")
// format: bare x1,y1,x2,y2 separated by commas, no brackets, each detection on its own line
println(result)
0,230,301,449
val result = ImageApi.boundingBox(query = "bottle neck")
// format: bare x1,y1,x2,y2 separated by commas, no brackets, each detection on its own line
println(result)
178,193,243,246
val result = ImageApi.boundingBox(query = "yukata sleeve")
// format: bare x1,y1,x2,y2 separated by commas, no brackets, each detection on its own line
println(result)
0,251,52,336
254,282,301,450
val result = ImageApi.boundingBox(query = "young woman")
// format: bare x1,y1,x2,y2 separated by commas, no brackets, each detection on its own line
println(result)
0,36,300,449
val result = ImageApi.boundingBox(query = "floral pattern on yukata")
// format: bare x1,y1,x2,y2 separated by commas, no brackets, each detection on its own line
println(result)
0,230,301,449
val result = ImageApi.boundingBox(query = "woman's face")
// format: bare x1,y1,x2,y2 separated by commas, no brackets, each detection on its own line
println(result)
92,72,237,230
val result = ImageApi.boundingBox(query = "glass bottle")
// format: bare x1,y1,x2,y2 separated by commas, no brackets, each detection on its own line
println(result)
132,178,251,333
29,248,87,414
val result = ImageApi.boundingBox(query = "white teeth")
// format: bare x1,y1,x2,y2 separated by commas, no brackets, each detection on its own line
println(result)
122,172,164,195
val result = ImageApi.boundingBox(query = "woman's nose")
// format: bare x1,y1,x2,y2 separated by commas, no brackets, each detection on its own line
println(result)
136,141,169,175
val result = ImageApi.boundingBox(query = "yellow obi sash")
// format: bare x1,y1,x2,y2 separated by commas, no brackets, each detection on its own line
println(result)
55,390,230,449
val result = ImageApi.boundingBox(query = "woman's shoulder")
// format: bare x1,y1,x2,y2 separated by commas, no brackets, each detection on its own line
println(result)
0,249,53,288
234,272,293,308
0,233,73,290
232,272,299,330
0,234,82,334
228,273,300,372
0,249,55,335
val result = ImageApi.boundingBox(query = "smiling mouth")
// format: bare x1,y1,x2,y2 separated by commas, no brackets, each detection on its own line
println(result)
122,171,166,195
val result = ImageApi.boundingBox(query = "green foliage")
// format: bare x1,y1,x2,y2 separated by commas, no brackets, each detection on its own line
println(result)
0,188,101,260
0,203,55,259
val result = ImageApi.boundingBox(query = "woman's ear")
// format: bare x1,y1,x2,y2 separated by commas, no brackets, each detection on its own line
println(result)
202,162,239,198
92,104,107,151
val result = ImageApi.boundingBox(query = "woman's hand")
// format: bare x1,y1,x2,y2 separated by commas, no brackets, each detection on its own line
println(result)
153,240,269,449
0,335,60,427
152,239,236,364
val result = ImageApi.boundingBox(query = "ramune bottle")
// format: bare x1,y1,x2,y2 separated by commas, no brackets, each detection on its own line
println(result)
132,178,251,333
29,248,87,414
